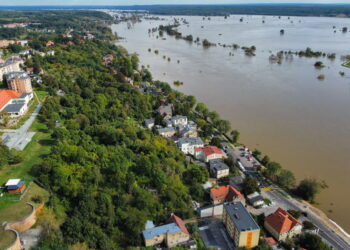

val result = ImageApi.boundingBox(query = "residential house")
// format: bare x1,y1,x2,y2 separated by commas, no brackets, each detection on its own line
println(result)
179,126,198,138
6,71,33,93
262,237,279,249
157,127,176,138
229,176,245,191
142,213,190,247
195,146,223,162
165,115,188,127
5,179,26,194
0,40,16,48
46,41,55,47
264,208,302,241
144,118,155,129
157,104,173,119
210,185,244,205
177,137,204,155
103,53,114,65
0,56,24,81
247,192,264,208
223,202,260,248
209,159,230,179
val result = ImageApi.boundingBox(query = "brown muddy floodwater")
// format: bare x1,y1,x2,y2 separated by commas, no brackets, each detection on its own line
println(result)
112,14,350,232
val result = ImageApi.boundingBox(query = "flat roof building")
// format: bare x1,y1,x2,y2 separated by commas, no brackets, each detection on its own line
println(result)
223,202,260,248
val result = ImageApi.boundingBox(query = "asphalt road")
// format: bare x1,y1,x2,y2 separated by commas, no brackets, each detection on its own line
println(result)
221,141,350,249
266,189,350,250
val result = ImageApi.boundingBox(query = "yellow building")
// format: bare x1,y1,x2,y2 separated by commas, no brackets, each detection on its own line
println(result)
264,208,302,241
223,202,260,248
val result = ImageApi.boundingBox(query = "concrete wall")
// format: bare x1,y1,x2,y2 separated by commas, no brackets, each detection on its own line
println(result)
6,203,36,233
5,229,21,250
198,204,223,218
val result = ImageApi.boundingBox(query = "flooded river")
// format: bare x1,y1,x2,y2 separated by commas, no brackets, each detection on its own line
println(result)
112,14,350,231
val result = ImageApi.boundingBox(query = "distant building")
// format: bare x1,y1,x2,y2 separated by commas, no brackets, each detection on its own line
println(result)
264,208,302,241
5,179,26,194
179,126,198,138
144,118,155,129
165,115,188,127
0,56,24,81
0,40,16,48
157,104,173,119
229,176,245,191
46,41,55,47
195,146,223,162
177,137,204,155
142,213,190,247
247,192,264,208
157,127,176,138
223,202,260,248
209,159,229,179
6,71,33,93
210,185,244,205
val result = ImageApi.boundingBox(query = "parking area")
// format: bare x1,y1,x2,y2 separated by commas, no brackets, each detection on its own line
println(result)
199,218,235,250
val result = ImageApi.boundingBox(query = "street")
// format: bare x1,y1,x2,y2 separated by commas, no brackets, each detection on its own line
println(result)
221,141,350,249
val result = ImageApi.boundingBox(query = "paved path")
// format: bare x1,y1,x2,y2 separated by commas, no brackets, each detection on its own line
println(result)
1,104,42,150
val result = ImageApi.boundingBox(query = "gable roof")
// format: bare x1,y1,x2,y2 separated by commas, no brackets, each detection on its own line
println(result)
265,207,302,234
142,223,180,240
195,146,222,157
210,185,243,202
167,213,189,235
0,90,21,110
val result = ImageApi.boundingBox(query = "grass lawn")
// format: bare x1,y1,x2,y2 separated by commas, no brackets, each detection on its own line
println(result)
0,226,16,250
0,183,49,222
0,117,52,223
0,120,52,186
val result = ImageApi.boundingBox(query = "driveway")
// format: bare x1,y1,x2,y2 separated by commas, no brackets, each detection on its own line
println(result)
199,218,235,250
1,104,42,150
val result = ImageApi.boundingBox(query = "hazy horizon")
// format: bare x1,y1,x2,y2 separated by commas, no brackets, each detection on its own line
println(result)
2,0,350,7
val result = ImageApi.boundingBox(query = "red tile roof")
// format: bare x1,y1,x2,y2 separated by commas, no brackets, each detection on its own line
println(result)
265,208,301,234
263,237,278,246
210,185,243,201
167,213,189,235
195,146,222,157
0,90,21,110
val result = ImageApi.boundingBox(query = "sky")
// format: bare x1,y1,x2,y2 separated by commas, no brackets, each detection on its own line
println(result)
1,0,350,6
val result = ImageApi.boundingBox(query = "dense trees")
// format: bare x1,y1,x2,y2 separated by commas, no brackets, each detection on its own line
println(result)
242,176,260,195
295,178,328,202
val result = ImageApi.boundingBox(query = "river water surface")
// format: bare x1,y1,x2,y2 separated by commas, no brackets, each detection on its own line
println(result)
112,15,350,231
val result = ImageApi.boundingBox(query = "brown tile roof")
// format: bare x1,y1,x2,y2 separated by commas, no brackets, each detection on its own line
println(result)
195,146,222,157
263,237,278,246
265,208,301,234
167,213,189,235
210,185,243,202
0,90,21,110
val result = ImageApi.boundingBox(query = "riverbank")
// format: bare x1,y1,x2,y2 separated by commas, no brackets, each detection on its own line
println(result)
111,13,350,232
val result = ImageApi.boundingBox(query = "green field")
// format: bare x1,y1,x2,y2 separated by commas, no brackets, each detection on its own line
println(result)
0,226,16,250
342,61,350,68
0,116,52,227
